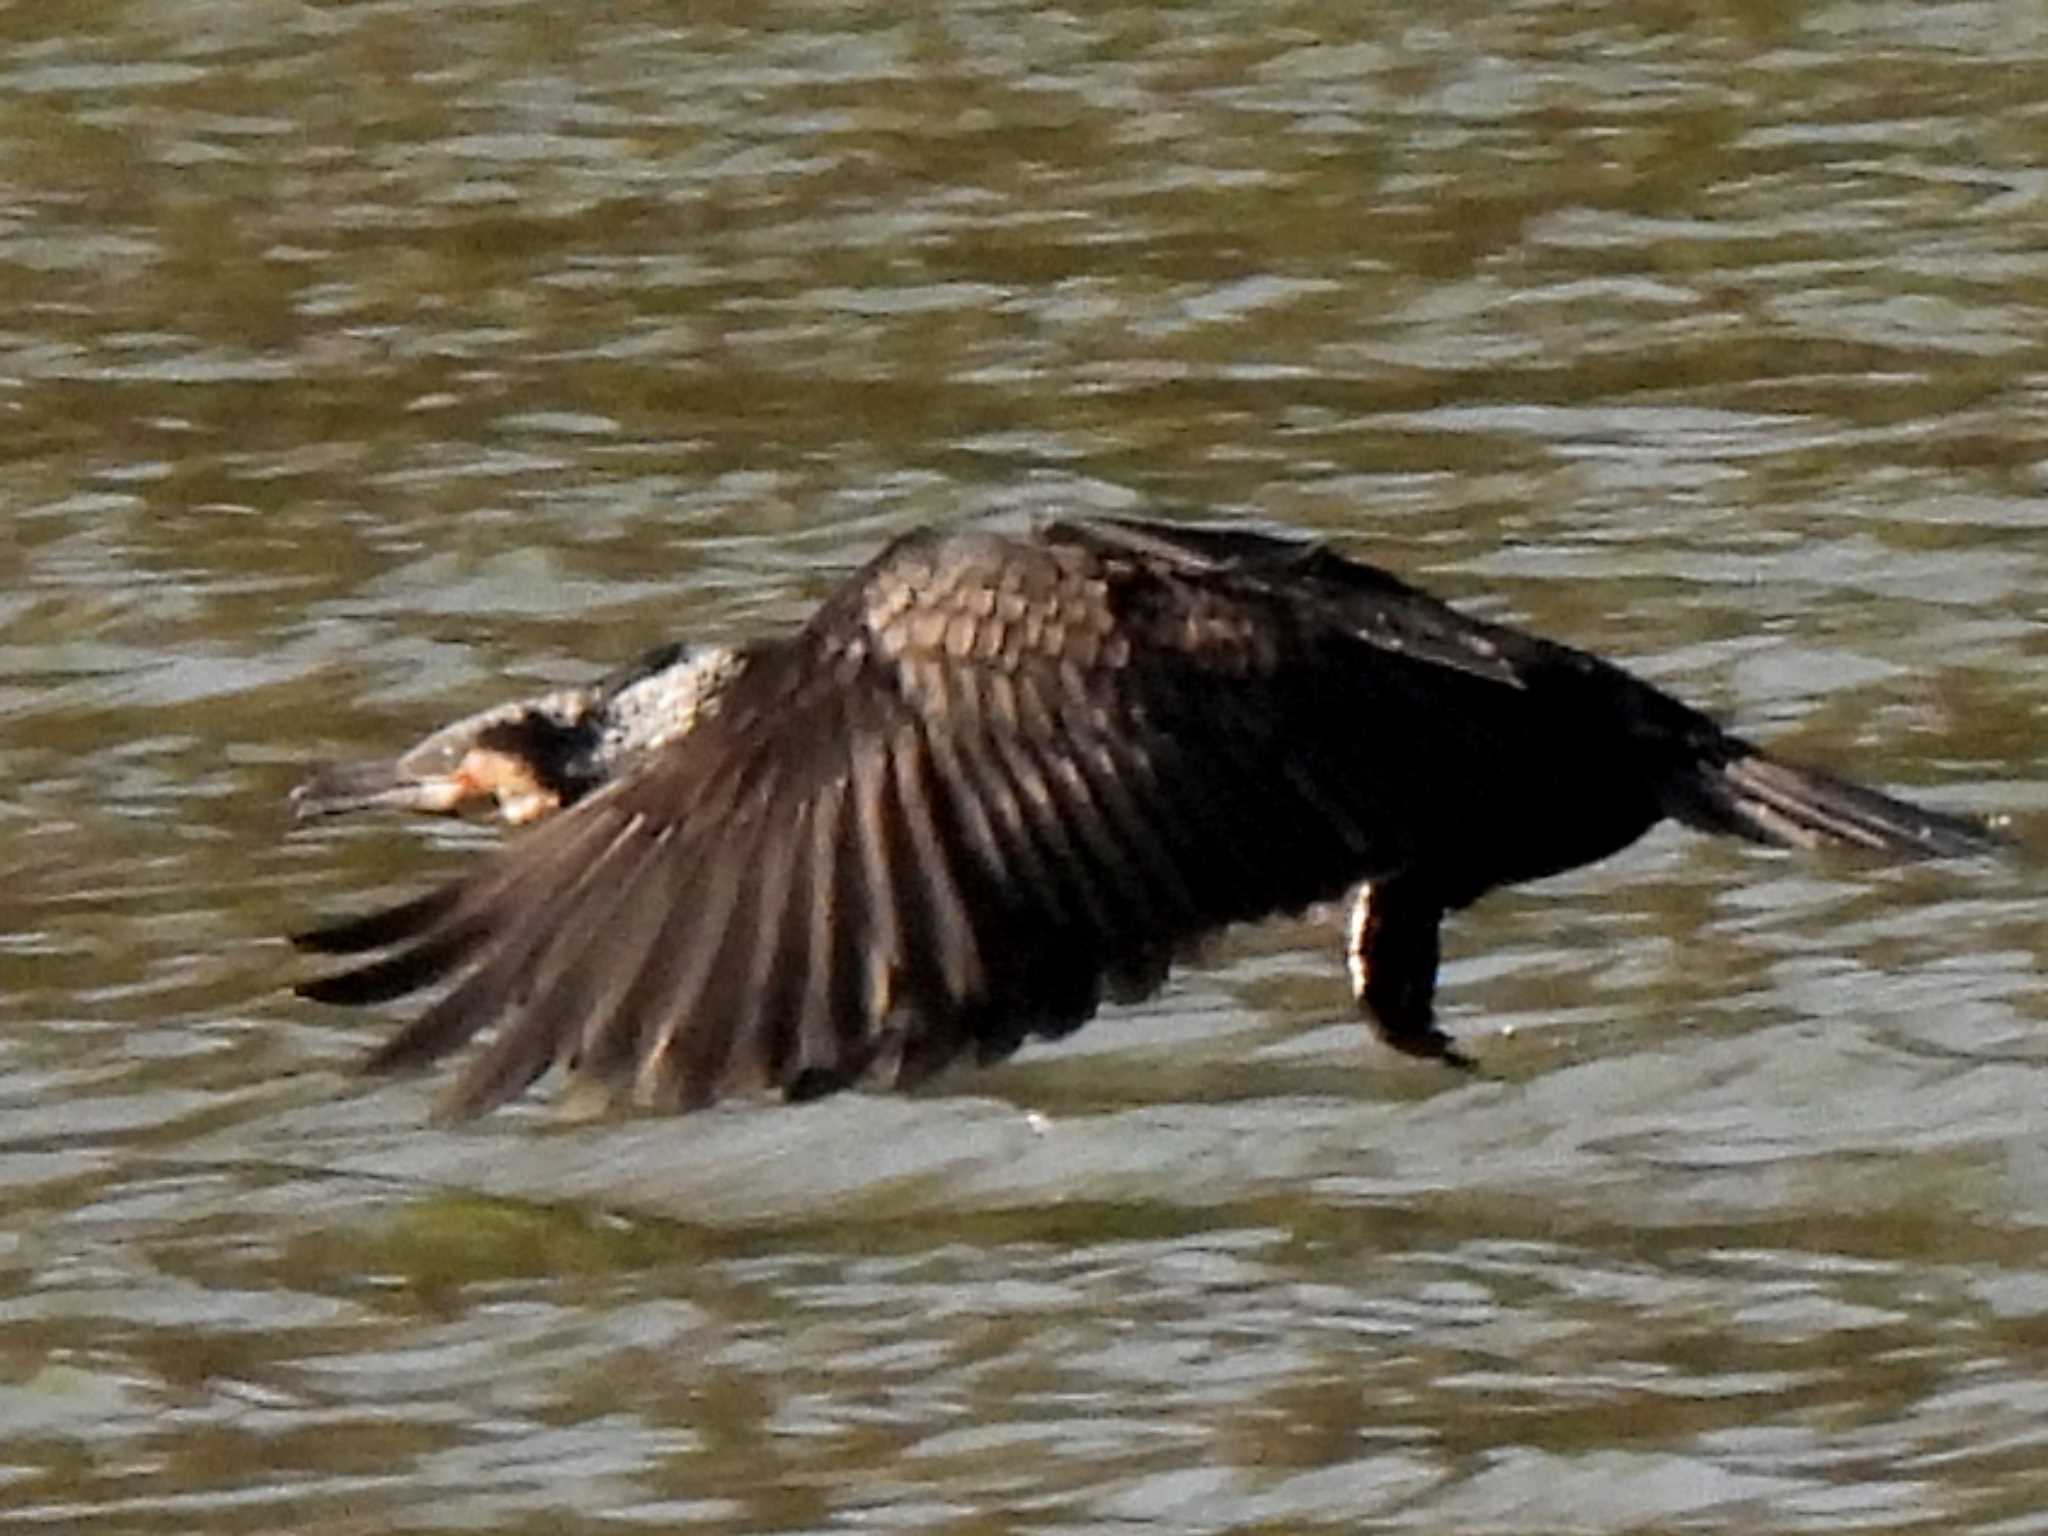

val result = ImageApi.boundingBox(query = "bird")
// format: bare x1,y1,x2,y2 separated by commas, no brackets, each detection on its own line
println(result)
291,515,2008,1122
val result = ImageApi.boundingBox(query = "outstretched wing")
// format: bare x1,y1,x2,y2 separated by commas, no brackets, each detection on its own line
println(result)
300,522,1547,1120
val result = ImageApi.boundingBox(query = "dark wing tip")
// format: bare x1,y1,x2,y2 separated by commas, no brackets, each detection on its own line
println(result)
293,927,475,1007
291,887,464,955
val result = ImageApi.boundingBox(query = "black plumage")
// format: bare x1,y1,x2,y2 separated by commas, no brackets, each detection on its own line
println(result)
294,516,2007,1120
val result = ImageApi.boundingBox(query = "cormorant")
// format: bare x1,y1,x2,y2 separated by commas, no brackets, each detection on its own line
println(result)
292,516,2007,1121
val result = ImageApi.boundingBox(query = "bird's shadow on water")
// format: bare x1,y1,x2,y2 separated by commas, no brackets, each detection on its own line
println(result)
129,956,2048,1332
159,1009,1508,1258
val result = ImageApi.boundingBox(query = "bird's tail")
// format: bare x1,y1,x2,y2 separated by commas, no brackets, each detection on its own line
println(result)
1670,745,2008,857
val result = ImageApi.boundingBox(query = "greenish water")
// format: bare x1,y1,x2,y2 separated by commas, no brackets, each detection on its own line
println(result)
1,1,2044,1530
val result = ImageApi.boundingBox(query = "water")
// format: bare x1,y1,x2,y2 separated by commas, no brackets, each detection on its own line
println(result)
2,0,2044,1530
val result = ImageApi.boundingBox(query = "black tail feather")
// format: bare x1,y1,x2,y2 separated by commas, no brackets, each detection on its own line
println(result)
1677,748,2008,858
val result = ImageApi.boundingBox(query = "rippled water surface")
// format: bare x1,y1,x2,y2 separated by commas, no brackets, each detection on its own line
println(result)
3,1,2046,1530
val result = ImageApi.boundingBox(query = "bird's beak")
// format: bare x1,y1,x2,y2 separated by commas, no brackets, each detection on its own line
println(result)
288,759,482,821
291,741,565,826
